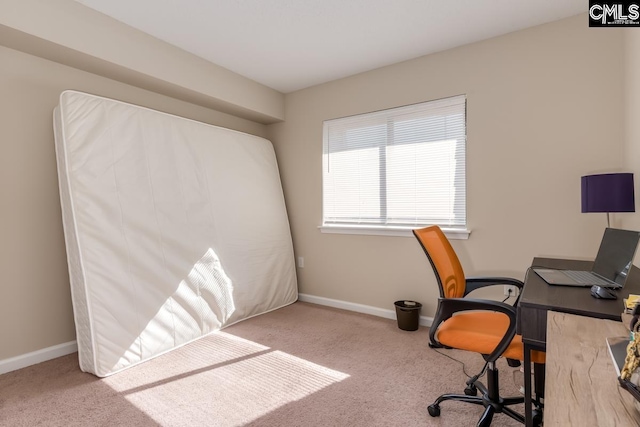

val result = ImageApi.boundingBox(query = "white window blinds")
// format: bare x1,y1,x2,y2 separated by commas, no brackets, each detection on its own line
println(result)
322,95,466,229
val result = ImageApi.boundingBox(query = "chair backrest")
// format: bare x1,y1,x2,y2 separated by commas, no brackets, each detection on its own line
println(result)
413,226,466,298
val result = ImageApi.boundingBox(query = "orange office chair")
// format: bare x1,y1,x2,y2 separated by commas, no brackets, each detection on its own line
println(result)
413,226,545,427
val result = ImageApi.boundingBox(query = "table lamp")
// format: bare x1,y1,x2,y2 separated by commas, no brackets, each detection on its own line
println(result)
581,173,635,227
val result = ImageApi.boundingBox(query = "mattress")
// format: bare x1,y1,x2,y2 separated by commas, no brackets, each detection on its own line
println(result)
53,91,297,377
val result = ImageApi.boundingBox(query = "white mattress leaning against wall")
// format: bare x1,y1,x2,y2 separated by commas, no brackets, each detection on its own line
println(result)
53,90,297,377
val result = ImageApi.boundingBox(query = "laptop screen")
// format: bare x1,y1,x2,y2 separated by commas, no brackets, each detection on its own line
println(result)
592,228,640,286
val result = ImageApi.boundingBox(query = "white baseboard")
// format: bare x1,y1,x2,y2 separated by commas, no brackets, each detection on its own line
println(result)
298,293,433,327
0,341,77,375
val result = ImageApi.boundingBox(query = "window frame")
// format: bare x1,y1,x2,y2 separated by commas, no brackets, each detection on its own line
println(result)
320,95,469,239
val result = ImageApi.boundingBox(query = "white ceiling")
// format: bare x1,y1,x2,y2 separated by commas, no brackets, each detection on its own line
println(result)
76,0,586,93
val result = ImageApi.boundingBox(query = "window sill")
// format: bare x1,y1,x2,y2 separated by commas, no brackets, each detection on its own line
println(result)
318,225,470,239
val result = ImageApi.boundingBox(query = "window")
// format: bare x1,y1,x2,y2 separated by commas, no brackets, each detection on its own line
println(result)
321,95,467,238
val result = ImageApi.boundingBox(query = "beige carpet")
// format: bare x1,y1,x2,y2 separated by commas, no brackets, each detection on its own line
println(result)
0,302,526,426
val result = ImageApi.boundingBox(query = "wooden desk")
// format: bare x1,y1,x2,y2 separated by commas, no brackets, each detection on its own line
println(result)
545,311,640,426
518,257,640,426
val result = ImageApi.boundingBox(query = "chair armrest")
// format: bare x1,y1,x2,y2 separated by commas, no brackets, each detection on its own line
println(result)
464,277,524,294
465,277,525,305
430,297,518,363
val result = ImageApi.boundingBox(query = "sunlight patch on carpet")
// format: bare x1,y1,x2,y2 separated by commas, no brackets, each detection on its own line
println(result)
101,332,349,426
122,350,349,426
103,332,269,392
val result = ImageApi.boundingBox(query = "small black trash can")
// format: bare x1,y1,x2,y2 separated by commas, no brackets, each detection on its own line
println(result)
394,300,422,331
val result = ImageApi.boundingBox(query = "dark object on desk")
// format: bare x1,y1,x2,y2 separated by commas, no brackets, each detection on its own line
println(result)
591,285,618,300
532,228,640,288
631,304,640,331
413,226,545,427
607,336,630,376
619,377,640,404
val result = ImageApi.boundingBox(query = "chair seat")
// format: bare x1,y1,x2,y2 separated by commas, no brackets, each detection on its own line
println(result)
436,312,546,364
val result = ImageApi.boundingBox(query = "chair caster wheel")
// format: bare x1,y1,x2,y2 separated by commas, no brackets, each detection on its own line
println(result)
464,385,478,396
427,404,441,417
532,409,543,427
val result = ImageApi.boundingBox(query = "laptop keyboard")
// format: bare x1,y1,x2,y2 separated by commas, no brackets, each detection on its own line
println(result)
564,270,614,287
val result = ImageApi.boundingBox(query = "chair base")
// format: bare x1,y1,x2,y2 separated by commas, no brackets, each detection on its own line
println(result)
428,391,525,427
427,363,543,427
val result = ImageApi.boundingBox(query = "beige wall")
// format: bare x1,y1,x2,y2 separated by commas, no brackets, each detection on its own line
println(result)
0,45,268,360
0,0,284,123
623,30,640,235
268,14,624,316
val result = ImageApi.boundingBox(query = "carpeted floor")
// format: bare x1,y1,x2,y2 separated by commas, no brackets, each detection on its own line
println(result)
0,302,526,426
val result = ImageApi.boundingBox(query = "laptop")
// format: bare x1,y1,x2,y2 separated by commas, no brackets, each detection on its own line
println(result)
533,228,640,288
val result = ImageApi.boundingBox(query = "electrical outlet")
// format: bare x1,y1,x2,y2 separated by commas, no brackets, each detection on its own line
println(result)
504,285,518,297
297,256,304,268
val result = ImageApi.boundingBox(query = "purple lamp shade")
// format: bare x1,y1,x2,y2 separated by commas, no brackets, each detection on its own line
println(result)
581,173,635,213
